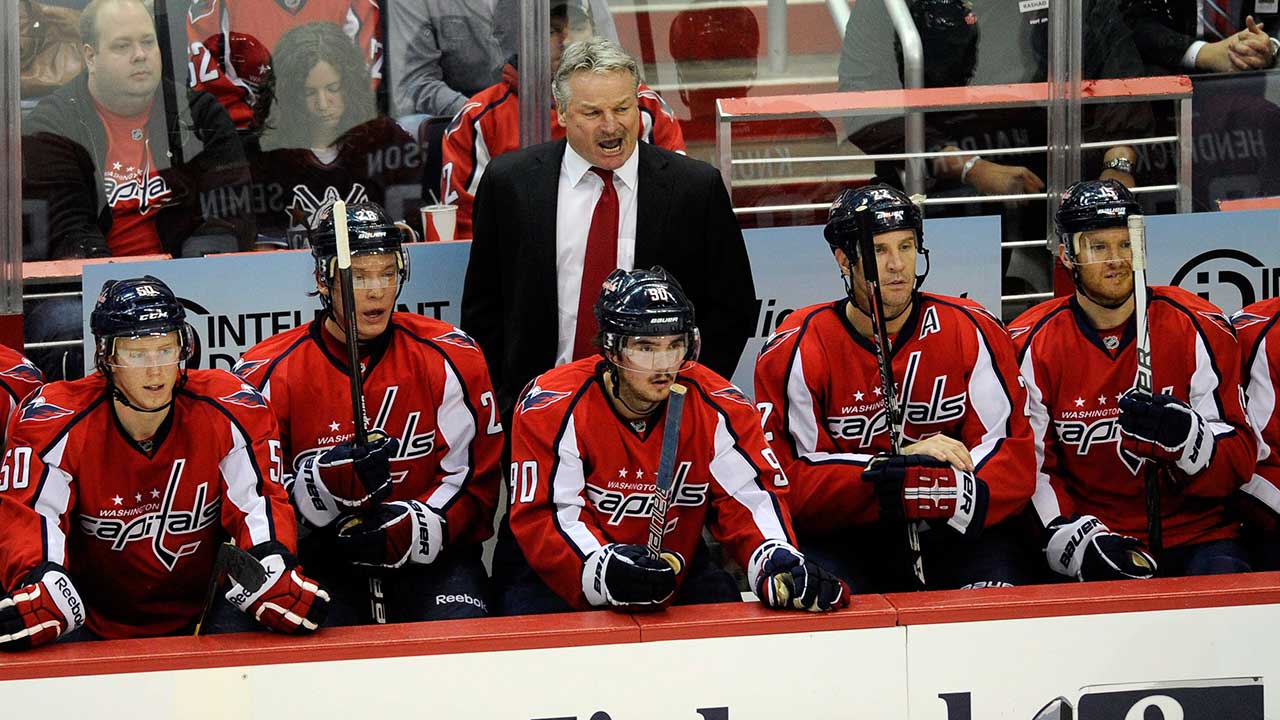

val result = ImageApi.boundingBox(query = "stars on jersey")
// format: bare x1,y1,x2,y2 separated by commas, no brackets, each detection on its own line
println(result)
109,488,169,507
616,467,647,480
18,395,74,423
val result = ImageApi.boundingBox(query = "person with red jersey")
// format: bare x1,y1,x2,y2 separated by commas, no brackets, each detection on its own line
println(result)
186,0,381,131
235,202,502,624
0,346,44,440
1232,299,1280,570
499,267,847,614
1011,179,1255,582
0,277,327,650
754,184,1036,592
440,5,685,239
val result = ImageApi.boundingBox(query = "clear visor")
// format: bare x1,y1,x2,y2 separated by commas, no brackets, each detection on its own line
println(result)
326,250,406,290
106,333,186,368
1072,232,1137,266
613,334,695,373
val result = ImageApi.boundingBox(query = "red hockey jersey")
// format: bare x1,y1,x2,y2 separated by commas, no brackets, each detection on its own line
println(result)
508,358,793,609
235,314,502,545
754,294,1034,536
186,0,382,129
0,346,44,440
439,81,686,238
1233,297,1280,520
0,370,295,639
1012,286,1255,548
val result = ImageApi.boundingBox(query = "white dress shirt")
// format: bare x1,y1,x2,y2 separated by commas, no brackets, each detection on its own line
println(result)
554,142,639,365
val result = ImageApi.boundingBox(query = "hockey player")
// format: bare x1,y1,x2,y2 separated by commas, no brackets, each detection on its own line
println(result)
754,184,1036,592
1232,298,1280,570
0,277,327,649
236,202,502,624
186,0,381,130
1012,179,1255,581
0,346,43,440
499,267,847,614
439,3,685,238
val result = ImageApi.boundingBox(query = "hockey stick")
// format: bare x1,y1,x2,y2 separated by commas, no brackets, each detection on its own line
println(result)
857,221,926,588
194,543,268,636
332,201,388,623
1128,214,1162,557
648,383,687,573
333,200,370,447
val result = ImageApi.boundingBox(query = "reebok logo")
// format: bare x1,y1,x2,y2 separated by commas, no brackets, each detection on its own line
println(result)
435,593,487,612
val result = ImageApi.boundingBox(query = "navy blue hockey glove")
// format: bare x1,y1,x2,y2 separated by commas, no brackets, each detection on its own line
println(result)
334,499,446,568
226,542,330,634
1045,515,1157,581
0,563,85,651
294,431,399,527
581,543,682,608
1118,391,1214,476
749,541,849,612
864,454,988,537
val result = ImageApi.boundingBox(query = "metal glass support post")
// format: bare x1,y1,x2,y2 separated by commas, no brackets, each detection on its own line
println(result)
1177,96,1193,212
519,0,553,148
0,0,23,350
1046,0,1082,244
716,101,734,194
883,0,924,198
768,0,789,74
827,0,850,39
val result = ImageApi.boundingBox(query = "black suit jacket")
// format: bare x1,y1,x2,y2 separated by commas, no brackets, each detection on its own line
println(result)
1123,0,1279,71
461,139,756,416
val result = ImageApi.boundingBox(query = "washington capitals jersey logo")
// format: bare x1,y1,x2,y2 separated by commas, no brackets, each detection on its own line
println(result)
518,384,571,414
759,327,800,358
19,395,74,423
231,358,268,380
1231,311,1270,331
220,384,269,409
433,330,478,351
0,359,43,385
1198,311,1236,337
712,385,753,407
1008,325,1032,341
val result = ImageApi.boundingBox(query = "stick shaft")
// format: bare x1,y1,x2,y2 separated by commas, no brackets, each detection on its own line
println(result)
648,384,687,558
1128,214,1161,555
333,201,369,446
856,228,925,586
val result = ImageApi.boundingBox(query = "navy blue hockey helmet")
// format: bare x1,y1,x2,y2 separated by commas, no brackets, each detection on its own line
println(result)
309,201,410,284
90,275,195,370
1054,179,1142,262
824,184,925,262
594,266,700,363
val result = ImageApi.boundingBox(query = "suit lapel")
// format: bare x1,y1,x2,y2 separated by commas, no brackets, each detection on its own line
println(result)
635,143,671,268
528,140,566,321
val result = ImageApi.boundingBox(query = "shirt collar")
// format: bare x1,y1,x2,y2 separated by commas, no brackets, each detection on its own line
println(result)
563,139,639,191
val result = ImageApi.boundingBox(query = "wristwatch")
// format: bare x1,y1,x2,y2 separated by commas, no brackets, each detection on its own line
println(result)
1103,156,1134,175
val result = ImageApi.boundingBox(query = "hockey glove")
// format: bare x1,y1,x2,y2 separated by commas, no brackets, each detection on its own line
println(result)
1045,515,1157,581
0,563,85,651
334,499,447,569
864,454,989,537
1118,391,1214,477
294,432,400,527
226,542,329,634
748,540,849,612
581,543,682,608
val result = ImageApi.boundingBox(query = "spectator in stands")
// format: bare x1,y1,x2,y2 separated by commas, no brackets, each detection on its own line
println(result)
23,0,254,260
440,1,685,238
461,37,753,421
22,0,253,382
1123,0,1278,74
19,0,83,100
186,0,382,132
387,0,505,118
838,0,1145,198
492,0,620,59
252,22,418,247
667,3,759,130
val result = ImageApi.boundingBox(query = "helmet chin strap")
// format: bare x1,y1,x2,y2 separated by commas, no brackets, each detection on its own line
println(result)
104,366,184,415
841,272,914,323
1067,259,1132,311
606,364,662,418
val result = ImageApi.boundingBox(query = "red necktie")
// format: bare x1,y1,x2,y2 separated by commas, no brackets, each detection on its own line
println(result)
1200,0,1233,39
573,168,619,360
